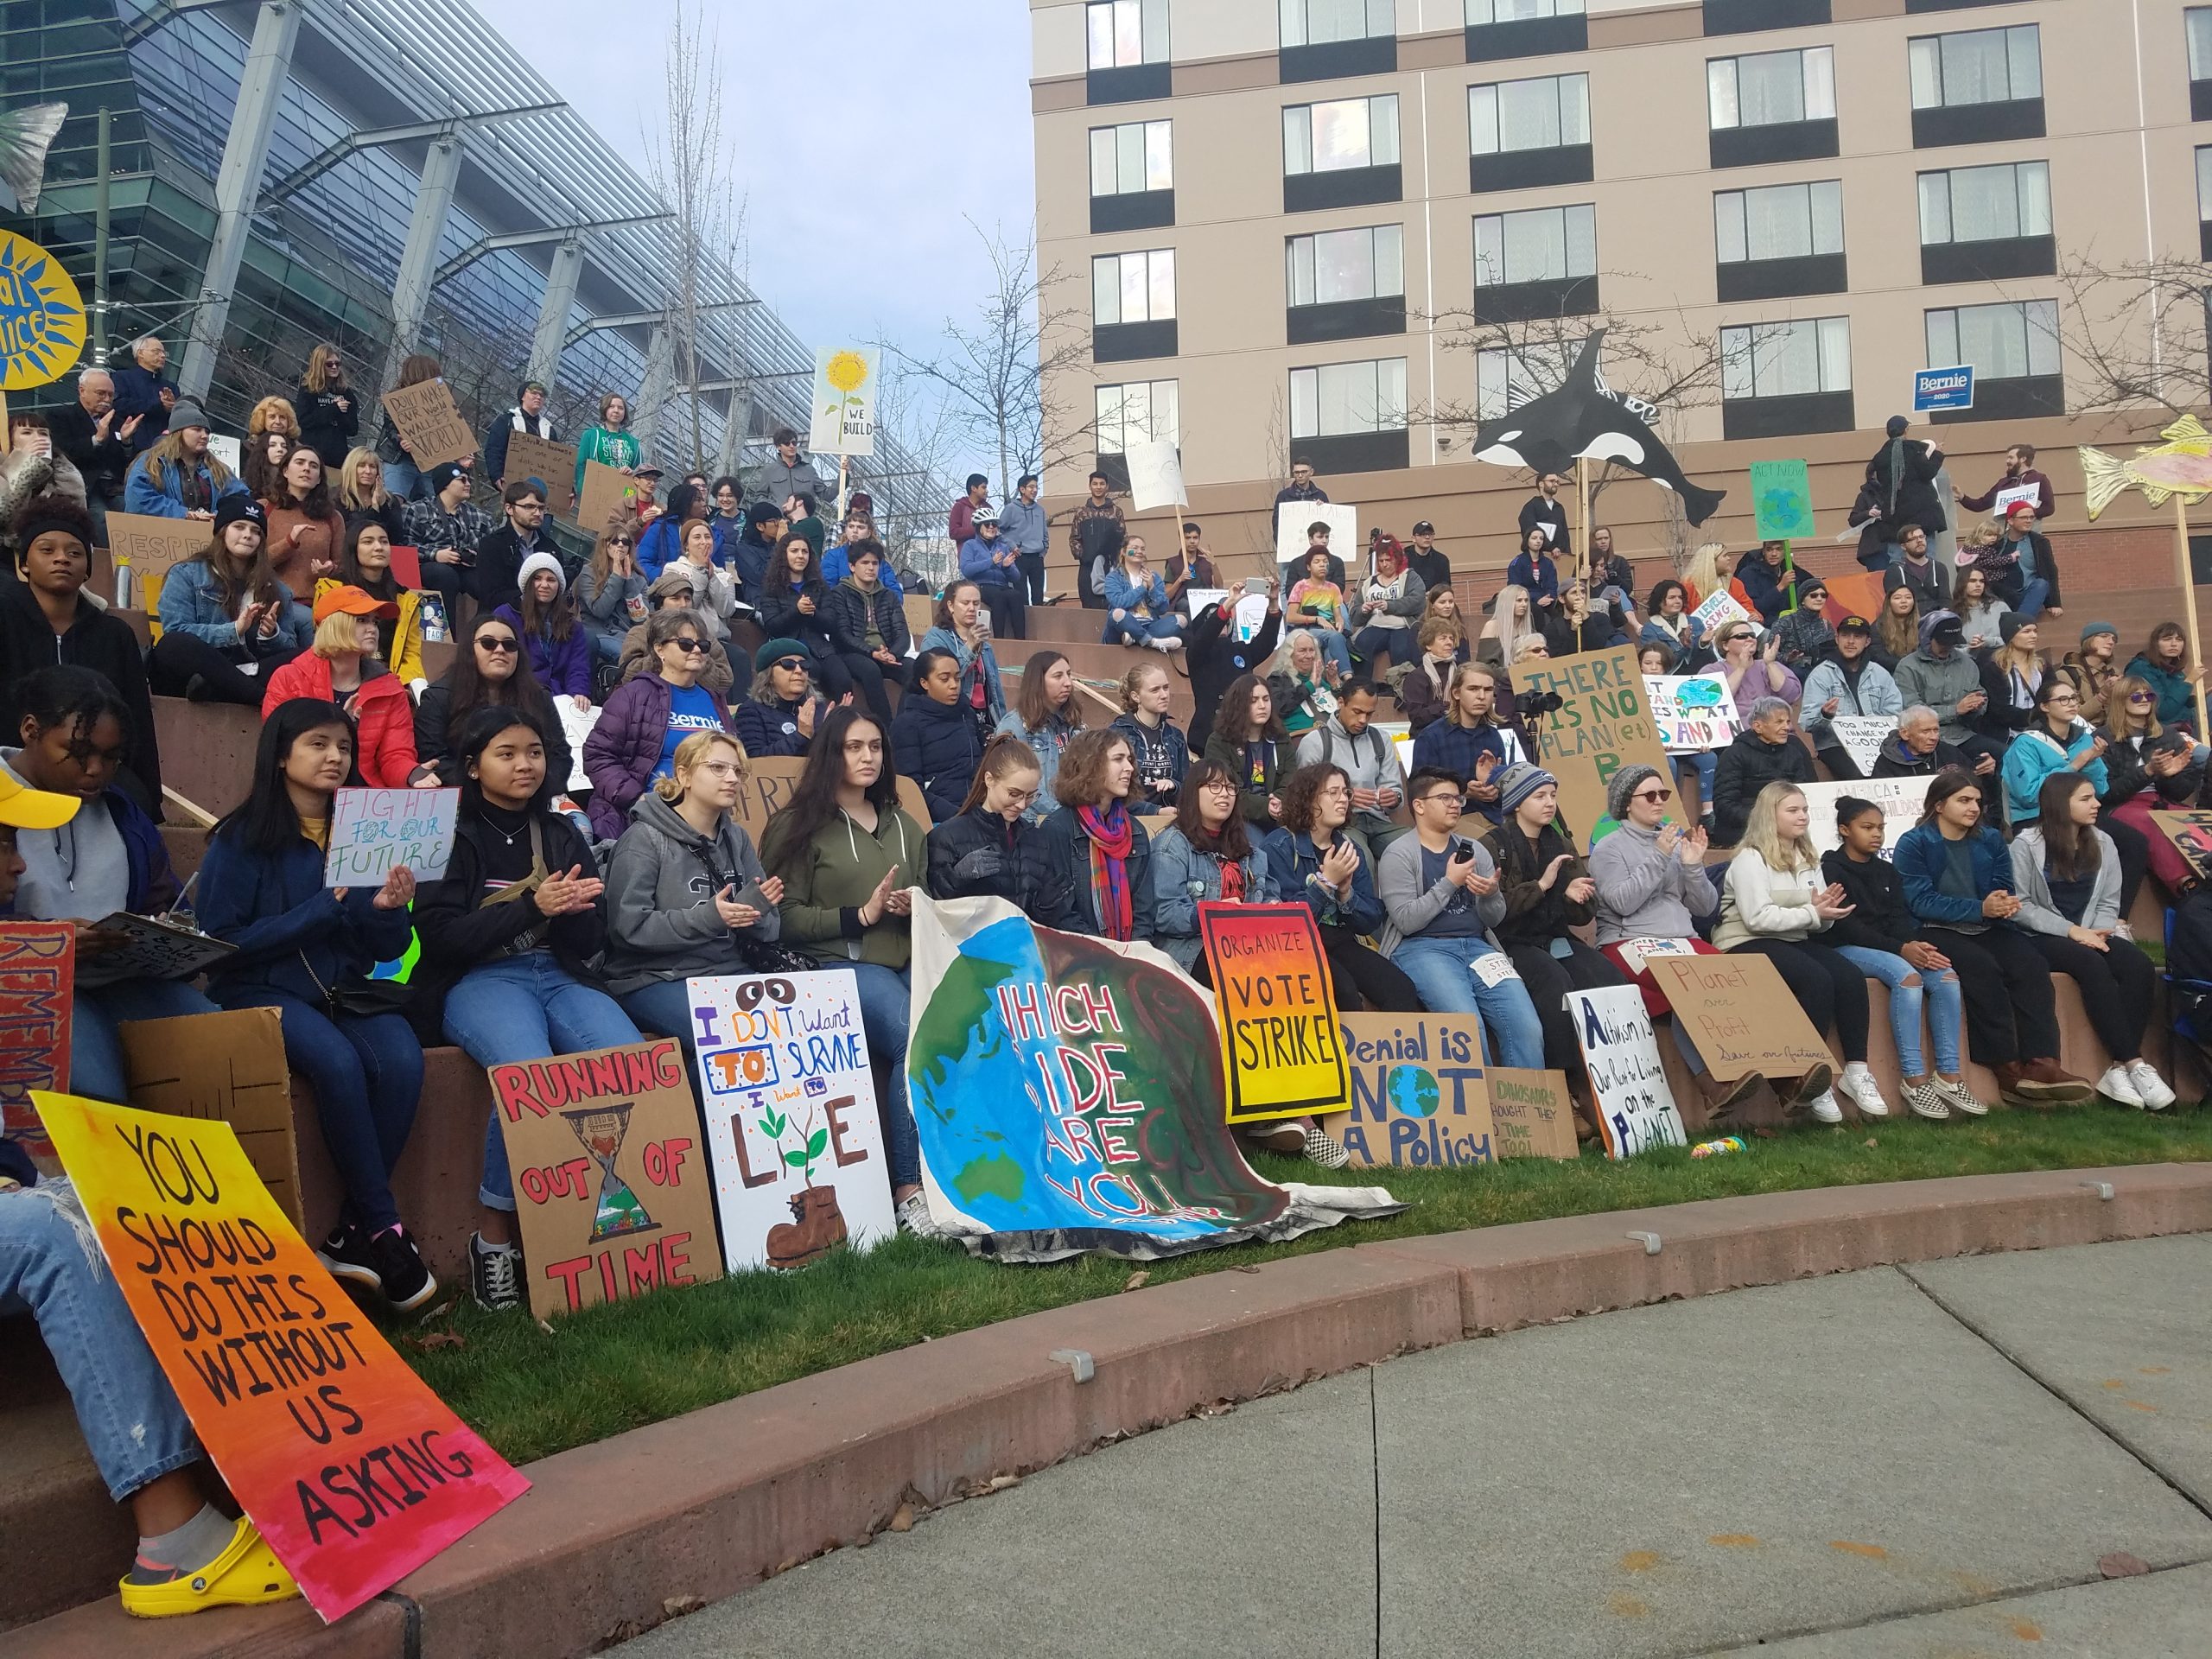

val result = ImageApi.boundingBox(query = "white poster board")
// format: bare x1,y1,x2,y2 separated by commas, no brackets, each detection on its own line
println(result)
807,346,878,457
1644,673,1740,755
1992,482,2040,520
1232,592,1269,644
1802,776,1926,862
1126,439,1185,512
1567,983,1685,1160
206,433,241,474
688,969,897,1273
557,701,601,793
323,786,459,887
1688,590,1751,637
1274,502,1357,572
1827,716,1893,779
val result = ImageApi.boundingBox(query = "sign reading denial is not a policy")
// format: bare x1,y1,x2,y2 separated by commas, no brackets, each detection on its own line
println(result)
1319,1014,1493,1169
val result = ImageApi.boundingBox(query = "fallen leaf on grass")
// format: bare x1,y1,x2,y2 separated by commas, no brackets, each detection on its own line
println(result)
1122,1270,1150,1292
1863,1137,1878,1148
407,1331,465,1353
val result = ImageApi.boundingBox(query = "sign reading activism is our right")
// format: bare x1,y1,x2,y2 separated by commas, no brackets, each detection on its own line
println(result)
1567,984,1685,1160
1198,901,1348,1124
1510,645,1673,843
377,378,475,469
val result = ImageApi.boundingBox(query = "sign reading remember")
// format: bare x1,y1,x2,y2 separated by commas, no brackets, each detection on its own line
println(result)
325,787,459,887
1198,901,1349,1124
0,920,72,1160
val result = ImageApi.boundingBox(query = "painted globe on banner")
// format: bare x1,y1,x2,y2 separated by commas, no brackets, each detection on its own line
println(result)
1385,1064,1440,1120
0,230,86,391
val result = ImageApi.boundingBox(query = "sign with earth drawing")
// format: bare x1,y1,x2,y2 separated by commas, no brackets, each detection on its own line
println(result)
1750,458,1815,543
1318,1014,1494,1169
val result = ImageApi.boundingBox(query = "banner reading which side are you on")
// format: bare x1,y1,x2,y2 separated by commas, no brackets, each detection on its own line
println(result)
906,895,1401,1262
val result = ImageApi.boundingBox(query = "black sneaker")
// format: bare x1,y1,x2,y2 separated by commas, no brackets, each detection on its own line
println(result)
468,1231,523,1313
367,1226,438,1313
315,1224,380,1291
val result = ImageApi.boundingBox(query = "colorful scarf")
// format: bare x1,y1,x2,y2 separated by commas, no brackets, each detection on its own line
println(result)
1217,855,1245,903
1077,803,1135,941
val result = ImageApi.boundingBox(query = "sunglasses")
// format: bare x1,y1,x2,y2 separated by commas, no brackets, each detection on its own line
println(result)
771,657,807,672
1632,788,1674,804
477,636,518,653
608,536,632,547
670,638,709,654
2128,692,2156,702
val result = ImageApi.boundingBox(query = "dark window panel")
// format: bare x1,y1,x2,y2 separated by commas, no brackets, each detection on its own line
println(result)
1093,318,1179,364
1087,63,1171,106
1721,390,1857,441
1280,35,1396,84
1919,233,2056,284
1911,97,2044,148
1476,273,1600,325
1284,162,1402,213
2195,79,2212,122
1469,142,1594,193
1905,0,2028,10
2202,220,2212,262
1929,372,2063,423
1704,0,1828,35
1709,118,1840,169
1294,429,1410,474
1286,294,1408,346
1714,251,1849,302
1464,13,1588,63
1095,453,1133,493
1090,188,1176,234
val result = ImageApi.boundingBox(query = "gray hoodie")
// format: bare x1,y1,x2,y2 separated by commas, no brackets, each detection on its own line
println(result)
600,788,780,995
1891,615,1984,745
2008,825,2122,936
1587,818,1719,945
1375,830,1507,957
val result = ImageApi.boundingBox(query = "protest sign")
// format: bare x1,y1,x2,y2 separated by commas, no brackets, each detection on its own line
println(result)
1567,983,1684,1160
119,1007,300,1229
809,346,879,457
1126,439,1185,512
1484,1067,1580,1160
2151,810,2212,883
377,378,474,470
1688,589,1751,637
576,458,641,534
1750,458,1815,543
1802,776,1924,861
1827,715,1892,779
388,543,423,589
1232,591,1269,643
1993,481,2041,519
0,921,72,1160
1644,672,1740,755
206,433,241,475
1198,901,1348,1123
907,894,1401,1262
77,911,233,988
1646,954,1834,1084
485,1039,722,1319
689,970,896,1272
1274,501,1357,571
324,786,459,887
1510,645,1673,842
557,701,601,791
735,756,933,842
35,1091,531,1623
0,230,87,390
106,511,209,587
1319,1014,1493,1169
503,430,577,517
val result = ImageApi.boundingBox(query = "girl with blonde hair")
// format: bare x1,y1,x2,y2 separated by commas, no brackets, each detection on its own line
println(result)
1477,583,1535,669
296,343,359,467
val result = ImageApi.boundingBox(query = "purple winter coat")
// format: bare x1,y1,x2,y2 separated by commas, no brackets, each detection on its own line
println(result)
582,671,734,840
493,603,591,698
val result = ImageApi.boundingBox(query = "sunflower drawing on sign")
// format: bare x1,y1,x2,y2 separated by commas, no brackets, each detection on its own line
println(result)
0,231,86,391
811,346,877,456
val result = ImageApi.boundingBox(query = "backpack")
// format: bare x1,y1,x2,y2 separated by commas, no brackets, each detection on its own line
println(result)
1314,724,1390,792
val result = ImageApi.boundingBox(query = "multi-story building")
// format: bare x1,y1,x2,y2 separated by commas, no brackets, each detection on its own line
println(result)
1031,0,2203,574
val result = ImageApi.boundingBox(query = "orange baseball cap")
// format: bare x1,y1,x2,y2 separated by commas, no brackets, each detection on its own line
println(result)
313,584,399,623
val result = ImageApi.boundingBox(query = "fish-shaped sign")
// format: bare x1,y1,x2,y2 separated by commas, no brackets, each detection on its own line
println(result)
2080,415,2212,518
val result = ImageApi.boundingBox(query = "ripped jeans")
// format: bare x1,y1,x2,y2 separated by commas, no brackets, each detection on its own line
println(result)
1831,944,1962,1078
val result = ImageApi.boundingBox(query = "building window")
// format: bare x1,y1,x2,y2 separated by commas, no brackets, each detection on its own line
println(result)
1469,73,1594,191
1087,0,1170,105
1465,0,1588,65
2198,145,2212,258
1707,47,1839,167
1280,0,1396,79
1705,0,1829,35
1289,358,1409,473
1092,250,1178,363
1090,121,1174,232
1474,204,1599,322
1909,24,2043,144
1475,339,1582,422
1719,316,1854,439
1095,380,1180,455
2190,8,2212,120
1287,226,1406,344
1917,161,2054,282
1924,300,2062,421
1713,181,1847,301
1283,95,1403,212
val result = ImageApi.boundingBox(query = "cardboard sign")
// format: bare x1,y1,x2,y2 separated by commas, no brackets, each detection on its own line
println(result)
1484,1066,1580,1160
106,511,208,584
1750,458,1815,543
378,379,475,470
1567,984,1684,1160
1827,715,1892,779
76,911,233,988
1197,902,1347,1123
0,921,73,1160
1802,776,1926,862
1126,439,1186,512
808,346,879,457
485,1039,723,1319
118,1007,300,1229
1688,589,1751,637
324,786,459,887
576,458,642,535
1646,953,1835,1084
1510,645,1674,844
1274,501,1357,571
1645,672,1740,755
735,756,934,843
2151,810,2212,884
388,543,423,589
503,430,578,517
688,969,896,1273
35,1091,531,1622
1321,1014,1493,1169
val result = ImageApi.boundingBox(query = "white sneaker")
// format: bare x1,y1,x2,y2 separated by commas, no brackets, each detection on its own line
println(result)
1901,1079,1951,1121
2096,1065,2145,1109
1805,1090,1843,1124
895,1192,943,1236
2112,919,2135,942
1147,635,1179,652
1839,1062,1890,1119
2127,1060,2177,1112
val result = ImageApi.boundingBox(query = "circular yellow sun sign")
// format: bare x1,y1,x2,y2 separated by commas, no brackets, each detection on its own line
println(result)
0,231,88,391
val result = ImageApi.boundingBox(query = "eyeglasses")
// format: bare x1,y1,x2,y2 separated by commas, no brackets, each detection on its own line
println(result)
670,638,709,654
1000,787,1039,808
1632,788,1674,805
2128,692,2156,702
1418,793,1465,811
476,637,518,653
1200,779,1238,793
772,657,808,672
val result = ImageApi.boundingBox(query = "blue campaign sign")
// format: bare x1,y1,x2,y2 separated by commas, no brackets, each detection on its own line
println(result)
1913,365,1974,413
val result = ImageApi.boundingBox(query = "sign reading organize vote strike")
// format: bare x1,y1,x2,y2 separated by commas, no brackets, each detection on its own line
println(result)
324,787,460,887
1319,1014,1493,1169
1510,645,1674,842
1198,901,1349,1123
35,1093,530,1623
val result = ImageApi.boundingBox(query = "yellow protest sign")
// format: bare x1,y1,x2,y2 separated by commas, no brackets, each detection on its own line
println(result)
1198,902,1348,1124
0,231,86,390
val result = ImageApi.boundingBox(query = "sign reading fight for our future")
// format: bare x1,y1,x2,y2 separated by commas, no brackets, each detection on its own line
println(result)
1319,1014,1493,1169
35,1092,530,1623
324,787,459,887
1198,902,1349,1124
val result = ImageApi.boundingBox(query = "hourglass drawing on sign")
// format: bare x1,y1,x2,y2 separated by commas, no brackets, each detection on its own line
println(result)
563,1103,658,1242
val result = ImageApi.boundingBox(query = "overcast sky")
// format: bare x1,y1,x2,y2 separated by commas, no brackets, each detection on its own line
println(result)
474,0,1037,359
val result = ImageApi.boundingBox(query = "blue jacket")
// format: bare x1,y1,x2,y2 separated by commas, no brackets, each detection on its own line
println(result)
918,626,1004,725
86,785,181,916
2001,721,2107,822
1734,548,1794,626
959,533,1023,590
123,452,248,518
1266,829,1385,935
1504,550,1558,607
1893,821,2015,929
197,829,415,1007
1151,825,1274,946
110,365,174,453
1104,567,1171,617
156,557,314,657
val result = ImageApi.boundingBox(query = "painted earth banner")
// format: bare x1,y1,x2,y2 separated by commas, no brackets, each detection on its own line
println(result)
906,894,1402,1262
35,1092,530,1623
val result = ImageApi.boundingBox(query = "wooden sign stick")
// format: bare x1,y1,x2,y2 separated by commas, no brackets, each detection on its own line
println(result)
2177,493,2211,743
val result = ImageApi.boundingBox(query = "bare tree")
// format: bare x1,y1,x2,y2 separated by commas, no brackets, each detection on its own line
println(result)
2046,252,2212,420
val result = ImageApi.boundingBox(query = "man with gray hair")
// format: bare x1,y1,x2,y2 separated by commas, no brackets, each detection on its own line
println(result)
1709,693,1815,847
110,336,175,455
47,368,140,544
1872,703,1992,783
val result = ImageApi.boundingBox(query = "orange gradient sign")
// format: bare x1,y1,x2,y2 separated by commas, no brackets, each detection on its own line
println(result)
35,1092,530,1623
1197,903,1347,1124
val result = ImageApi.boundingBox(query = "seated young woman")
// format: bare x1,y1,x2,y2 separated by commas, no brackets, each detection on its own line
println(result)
734,638,833,760
1149,758,1276,978
1640,641,1718,826
1266,760,1421,1016
1,667,217,1101
260,585,419,788
821,539,910,724
493,551,592,713
2010,772,2174,1110
890,646,983,823
1893,768,2094,1109
575,524,648,668
413,707,643,1313
919,578,1007,746
149,496,312,704
2096,673,2203,896
326,512,424,683
196,698,430,1309
1203,671,1293,830
1713,781,1880,1125
754,531,854,700
2002,675,2154,920
925,733,1076,925
761,705,933,1232
414,610,570,787
1039,728,1155,943
584,606,734,843
1109,658,1189,814
602,728,785,1071
995,649,1083,824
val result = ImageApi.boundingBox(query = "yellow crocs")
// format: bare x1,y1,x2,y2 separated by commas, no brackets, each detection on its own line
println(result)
118,1515,301,1618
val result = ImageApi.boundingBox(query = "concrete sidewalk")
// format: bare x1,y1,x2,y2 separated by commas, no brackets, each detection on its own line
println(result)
622,1235,2212,1659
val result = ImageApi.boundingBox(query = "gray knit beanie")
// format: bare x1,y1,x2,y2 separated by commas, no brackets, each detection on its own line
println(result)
1605,764,1662,824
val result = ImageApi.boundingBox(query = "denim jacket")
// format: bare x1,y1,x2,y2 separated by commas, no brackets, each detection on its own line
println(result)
1265,829,1384,935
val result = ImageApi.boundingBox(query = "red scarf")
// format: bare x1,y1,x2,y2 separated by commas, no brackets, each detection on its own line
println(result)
1077,803,1135,941
1217,855,1245,902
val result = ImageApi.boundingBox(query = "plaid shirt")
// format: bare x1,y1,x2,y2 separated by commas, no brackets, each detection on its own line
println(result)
401,494,496,558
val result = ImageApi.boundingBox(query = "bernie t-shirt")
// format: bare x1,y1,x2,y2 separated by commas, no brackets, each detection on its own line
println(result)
655,683,725,780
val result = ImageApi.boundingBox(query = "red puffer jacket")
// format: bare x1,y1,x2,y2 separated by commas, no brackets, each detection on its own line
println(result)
261,652,420,788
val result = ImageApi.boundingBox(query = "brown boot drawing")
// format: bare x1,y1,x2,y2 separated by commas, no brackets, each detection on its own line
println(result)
766,1185,849,1268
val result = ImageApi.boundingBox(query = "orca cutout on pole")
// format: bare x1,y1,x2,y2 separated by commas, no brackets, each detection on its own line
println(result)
1471,331,1726,525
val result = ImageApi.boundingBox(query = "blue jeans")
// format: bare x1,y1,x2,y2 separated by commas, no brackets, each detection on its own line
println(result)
1673,752,1717,819
590,630,625,664
382,458,425,501
1388,936,1548,1069
847,962,918,1189
69,977,222,1104
1,1182,200,1500
1300,626,1354,677
441,951,643,1211
1833,944,1962,1077
1351,625,1408,669
1104,611,1183,647
618,978,704,1077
